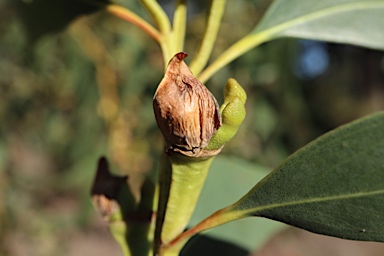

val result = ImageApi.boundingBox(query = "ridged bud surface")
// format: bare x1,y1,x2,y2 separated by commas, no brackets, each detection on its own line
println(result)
153,52,221,157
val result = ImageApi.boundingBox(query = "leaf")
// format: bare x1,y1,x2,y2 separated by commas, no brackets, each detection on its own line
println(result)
198,0,384,83
221,111,384,242
254,0,384,51
190,156,285,251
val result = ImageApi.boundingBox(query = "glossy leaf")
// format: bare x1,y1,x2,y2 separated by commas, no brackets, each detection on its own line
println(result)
178,111,384,248
254,0,384,50
198,0,384,82
220,111,384,242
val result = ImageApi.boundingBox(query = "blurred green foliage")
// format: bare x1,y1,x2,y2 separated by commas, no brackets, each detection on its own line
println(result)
0,0,383,255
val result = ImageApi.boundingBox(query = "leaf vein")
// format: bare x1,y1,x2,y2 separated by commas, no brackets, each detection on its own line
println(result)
257,1,384,38
240,189,384,216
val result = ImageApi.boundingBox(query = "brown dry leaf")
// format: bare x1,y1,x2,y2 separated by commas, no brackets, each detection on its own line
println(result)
90,157,128,220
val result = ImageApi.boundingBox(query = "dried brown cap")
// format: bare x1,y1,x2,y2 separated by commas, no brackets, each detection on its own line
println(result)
153,52,222,157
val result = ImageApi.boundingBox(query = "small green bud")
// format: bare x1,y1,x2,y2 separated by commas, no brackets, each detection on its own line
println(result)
222,78,247,108
206,78,247,150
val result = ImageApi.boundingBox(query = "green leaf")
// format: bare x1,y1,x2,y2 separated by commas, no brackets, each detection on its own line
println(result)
222,111,384,242
254,0,384,51
190,156,285,251
198,0,384,83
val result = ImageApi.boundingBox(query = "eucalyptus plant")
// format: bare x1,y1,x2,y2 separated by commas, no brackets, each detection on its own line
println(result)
89,1,384,256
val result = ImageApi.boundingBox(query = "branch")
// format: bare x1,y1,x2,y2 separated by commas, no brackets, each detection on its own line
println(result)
106,4,160,42
189,0,227,76
197,33,270,83
172,0,187,53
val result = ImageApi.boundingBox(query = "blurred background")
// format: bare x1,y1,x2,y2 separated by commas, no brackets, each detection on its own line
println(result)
1,0,384,255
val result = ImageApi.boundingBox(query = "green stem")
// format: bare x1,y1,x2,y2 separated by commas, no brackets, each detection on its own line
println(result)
163,156,214,243
165,206,241,251
154,153,172,255
106,4,160,42
173,0,187,53
139,0,173,66
197,31,272,83
109,221,132,256
156,154,215,255
140,0,171,33
189,0,227,76
159,38,174,70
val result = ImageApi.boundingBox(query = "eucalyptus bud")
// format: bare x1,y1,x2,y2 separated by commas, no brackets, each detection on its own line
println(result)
153,52,221,157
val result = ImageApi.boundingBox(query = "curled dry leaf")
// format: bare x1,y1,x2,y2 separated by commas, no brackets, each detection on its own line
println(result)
153,52,221,157
91,157,128,220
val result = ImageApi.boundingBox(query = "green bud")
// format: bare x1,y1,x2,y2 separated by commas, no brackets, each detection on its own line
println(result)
206,78,247,150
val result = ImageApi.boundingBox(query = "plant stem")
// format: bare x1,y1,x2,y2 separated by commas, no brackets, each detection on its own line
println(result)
159,37,174,70
139,0,174,66
165,207,242,251
189,0,227,77
110,221,132,256
197,31,272,83
106,4,161,42
154,153,172,255
140,0,171,33
162,157,214,244
155,155,215,255
172,0,187,53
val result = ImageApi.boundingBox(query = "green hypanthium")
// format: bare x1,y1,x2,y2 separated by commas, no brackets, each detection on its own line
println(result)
89,1,384,256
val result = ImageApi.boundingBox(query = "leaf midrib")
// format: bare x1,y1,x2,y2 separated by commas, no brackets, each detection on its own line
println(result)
236,189,384,216
255,1,384,38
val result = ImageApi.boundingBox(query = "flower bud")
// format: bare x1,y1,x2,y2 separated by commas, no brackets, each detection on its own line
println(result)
153,52,221,157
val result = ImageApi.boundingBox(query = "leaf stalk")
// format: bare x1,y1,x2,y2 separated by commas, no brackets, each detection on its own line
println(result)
189,0,227,76
172,0,187,53
106,4,161,42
